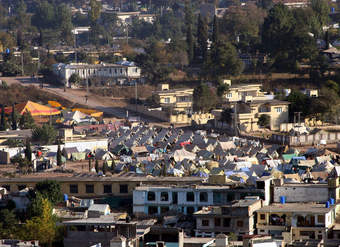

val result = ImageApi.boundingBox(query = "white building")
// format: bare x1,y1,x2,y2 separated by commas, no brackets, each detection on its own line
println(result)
52,61,141,87
133,183,270,216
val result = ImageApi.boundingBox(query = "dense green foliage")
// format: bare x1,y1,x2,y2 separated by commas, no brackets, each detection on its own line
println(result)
32,124,57,145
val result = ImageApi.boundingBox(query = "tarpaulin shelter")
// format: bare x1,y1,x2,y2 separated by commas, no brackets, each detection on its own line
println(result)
173,148,196,162
4,101,61,116
72,108,103,118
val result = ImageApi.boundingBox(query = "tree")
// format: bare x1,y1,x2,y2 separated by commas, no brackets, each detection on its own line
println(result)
102,161,108,174
185,1,194,63
217,83,229,98
0,61,21,76
19,110,35,129
258,114,270,128
135,40,173,83
0,209,18,238
57,144,62,166
212,15,219,46
193,83,217,113
196,14,208,64
24,139,32,162
11,104,17,130
35,180,62,205
220,108,233,125
89,0,102,24
68,73,81,86
95,159,99,173
21,198,56,246
88,158,92,172
211,40,244,78
0,104,6,131
32,124,57,145
57,4,73,45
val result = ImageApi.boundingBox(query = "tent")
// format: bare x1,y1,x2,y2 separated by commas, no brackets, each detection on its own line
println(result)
63,111,97,125
72,108,103,118
173,148,196,162
4,101,60,116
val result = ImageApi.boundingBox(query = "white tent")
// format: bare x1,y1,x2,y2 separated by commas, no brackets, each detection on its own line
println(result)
173,148,196,162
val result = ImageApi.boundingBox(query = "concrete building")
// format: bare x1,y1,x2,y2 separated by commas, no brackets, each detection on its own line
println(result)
218,81,290,131
193,198,262,238
272,180,337,203
153,84,194,114
256,202,338,242
63,216,155,247
0,174,203,198
116,11,156,25
133,181,270,216
52,61,141,87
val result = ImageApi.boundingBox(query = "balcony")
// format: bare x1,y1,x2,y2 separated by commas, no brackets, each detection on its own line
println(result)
256,223,287,231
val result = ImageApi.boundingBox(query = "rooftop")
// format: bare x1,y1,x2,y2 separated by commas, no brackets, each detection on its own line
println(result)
256,203,335,214
0,172,203,183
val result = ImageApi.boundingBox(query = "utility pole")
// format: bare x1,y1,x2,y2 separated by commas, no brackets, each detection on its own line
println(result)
135,80,138,119
234,102,238,136
126,24,129,45
21,51,24,76
74,31,78,63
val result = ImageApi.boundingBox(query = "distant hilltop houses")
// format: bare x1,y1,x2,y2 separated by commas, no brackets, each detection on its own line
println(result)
52,60,141,87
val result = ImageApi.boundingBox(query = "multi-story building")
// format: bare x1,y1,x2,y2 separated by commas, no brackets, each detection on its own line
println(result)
193,198,262,238
52,60,141,86
256,202,338,242
133,181,271,216
153,84,194,114
0,174,203,198
218,81,290,131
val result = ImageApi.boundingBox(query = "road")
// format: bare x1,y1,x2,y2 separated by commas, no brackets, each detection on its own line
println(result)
2,76,163,123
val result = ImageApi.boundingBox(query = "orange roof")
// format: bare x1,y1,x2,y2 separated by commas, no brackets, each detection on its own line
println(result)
4,101,61,116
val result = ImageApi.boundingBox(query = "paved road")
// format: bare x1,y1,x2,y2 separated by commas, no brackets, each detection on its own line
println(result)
2,76,162,123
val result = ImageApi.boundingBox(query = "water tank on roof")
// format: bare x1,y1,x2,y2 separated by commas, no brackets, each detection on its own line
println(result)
63,194,68,201
330,198,335,205
325,201,330,208
280,196,286,204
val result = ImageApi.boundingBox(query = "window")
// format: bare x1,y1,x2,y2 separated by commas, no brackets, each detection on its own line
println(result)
317,215,325,223
120,184,128,194
172,192,178,204
202,219,209,226
86,184,94,193
186,192,195,202
161,192,168,201
70,184,78,194
147,191,156,201
120,69,123,73
135,68,138,73
187,206,195,214
104,184,112,194
215,218,221,227
200,192,208,202
2,185,10,191
160,206,169,214
164,97,170,103
223,218,231,227
17,185,26,191
227,93,232,98
260,214,265,220
148,206,158,215
213,192,222,204
115,69,117,74
237,220,244,227
275,107,283,113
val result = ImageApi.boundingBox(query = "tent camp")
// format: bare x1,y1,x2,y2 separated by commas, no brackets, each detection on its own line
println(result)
3,101,61,116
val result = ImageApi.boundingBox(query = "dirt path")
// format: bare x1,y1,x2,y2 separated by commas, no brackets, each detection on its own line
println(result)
2,76,138,119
